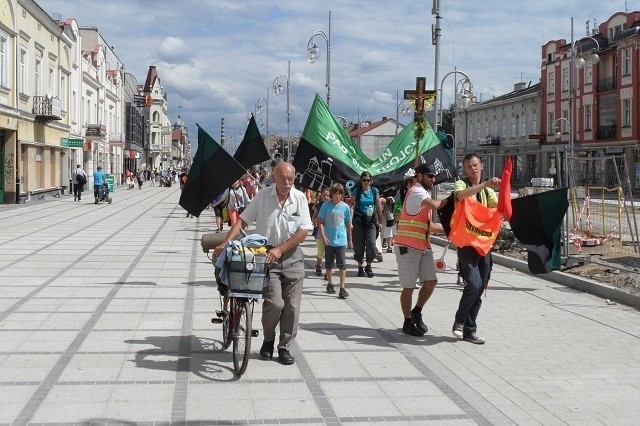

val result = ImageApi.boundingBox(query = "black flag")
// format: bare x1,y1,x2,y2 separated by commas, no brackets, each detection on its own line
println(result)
179,124,246,218
509,187,569,274
234,114,270,169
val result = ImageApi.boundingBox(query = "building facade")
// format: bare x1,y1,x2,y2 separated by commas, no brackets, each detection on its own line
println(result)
456,82,543,186
541,10,640,189
0,0,72,204
142,66,171,171
349,117,403,159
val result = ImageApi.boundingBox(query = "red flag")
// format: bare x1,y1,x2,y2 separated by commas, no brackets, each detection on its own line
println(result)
497,156,513,221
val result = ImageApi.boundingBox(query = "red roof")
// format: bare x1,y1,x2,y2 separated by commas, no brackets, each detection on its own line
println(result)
349,117,395,137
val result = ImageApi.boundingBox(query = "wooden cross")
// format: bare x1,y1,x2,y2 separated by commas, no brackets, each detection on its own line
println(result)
404,77,436,166
403,77,436,113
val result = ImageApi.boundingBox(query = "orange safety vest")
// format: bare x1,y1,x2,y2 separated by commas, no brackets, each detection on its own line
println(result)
395,186,432,251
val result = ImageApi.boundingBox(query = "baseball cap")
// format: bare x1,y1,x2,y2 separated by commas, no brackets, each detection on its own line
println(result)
414,163,437,176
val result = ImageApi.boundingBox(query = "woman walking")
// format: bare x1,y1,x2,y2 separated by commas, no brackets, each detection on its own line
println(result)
349,171,382,278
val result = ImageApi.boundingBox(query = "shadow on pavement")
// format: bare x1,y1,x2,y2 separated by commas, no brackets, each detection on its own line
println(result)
124,334,241,382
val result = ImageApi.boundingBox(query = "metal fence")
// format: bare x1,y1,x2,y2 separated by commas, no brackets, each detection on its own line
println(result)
435,151,640,275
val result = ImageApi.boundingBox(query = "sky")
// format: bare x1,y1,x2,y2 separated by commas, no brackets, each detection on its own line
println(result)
38,0,627,154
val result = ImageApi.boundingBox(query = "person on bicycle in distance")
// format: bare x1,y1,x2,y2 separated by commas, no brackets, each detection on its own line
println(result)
215,162,313,365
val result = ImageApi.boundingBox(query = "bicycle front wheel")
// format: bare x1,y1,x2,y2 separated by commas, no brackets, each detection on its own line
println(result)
232,299,252,376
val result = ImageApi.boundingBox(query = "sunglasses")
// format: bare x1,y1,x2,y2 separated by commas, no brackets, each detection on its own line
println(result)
361,178,371,182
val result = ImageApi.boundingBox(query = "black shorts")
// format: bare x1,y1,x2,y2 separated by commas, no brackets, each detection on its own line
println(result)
213,205,223,216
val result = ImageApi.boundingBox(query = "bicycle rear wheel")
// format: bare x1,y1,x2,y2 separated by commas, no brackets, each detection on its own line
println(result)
232,298,252,376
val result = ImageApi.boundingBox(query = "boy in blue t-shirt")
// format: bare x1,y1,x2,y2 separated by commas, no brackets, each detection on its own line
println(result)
318,183,352,298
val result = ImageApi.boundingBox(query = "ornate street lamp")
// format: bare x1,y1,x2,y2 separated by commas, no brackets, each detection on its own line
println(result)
255,92,269,144
273,60,291,159
396,99,411,135
307,10,332,108
438,70,473,164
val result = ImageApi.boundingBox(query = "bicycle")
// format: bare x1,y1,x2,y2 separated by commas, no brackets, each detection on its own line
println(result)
209,243,268,376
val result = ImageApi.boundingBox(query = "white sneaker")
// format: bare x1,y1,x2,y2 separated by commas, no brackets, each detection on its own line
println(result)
452,322,464,339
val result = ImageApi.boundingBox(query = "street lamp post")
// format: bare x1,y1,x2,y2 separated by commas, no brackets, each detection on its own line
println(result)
357,113,369,148
273,60,290,160
335,115,349,130
438,70,473,165
255,91,269,145
307,10,331,108
396,99,411,135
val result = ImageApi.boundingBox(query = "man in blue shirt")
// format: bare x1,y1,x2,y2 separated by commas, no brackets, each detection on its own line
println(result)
93,166,105,204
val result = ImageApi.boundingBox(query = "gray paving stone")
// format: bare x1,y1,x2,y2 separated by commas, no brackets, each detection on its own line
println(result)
1,188,639,424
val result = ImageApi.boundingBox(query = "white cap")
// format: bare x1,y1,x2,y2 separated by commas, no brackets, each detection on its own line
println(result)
403,168,416,180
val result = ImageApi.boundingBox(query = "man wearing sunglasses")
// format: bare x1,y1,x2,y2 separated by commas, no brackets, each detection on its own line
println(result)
395,163,448,336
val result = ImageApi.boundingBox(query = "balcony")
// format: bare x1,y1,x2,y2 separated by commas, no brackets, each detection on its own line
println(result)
33,96,61,122
596,125,617,140
596,77,617,92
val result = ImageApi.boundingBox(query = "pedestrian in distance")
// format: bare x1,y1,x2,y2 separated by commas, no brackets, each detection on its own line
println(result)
451,153,500,345
227,180,251,226
317,183,352,298
210,189,229,232
73,164,87,202
349,171,382,278
136,170,144,190
381,196,396,253
312,188,330,278
93,166,105,204
214,162,313,366
395,163,448,337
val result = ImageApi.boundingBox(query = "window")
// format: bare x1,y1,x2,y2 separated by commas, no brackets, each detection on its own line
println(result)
547,71,555,95
60,75,66,111
48,65,55,97
585,64,592,85
623,49,631,76
561,110,569,133
35,58,42,96
623,99,631,127
502,116,506,137
19,47,27,94
511,114,516,138
562,67,569,92
520,111,526,137
584,105,591,131
532,112,537,133
548,112,554,135
0,33,7,87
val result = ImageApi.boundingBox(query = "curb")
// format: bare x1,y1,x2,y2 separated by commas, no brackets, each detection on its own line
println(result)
432,237,640,309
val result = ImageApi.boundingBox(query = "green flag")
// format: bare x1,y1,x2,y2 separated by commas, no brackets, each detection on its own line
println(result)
293,94,456,193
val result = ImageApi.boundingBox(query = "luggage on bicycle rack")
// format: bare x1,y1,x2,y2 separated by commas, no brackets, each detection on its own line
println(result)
227,247,269,297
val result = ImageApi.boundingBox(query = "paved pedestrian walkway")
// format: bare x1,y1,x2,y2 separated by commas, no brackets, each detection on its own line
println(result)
0,185,639,425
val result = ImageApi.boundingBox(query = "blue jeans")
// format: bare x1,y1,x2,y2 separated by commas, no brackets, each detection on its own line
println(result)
94,185,103,201
454,246,493,334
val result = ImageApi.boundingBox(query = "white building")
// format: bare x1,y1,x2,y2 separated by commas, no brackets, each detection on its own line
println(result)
349,117,404,159
142,66,171,171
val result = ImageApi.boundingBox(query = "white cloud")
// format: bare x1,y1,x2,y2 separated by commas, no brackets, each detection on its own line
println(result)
157,37,193,65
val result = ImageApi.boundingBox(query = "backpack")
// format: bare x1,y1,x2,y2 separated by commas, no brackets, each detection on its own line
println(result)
76,171,87,185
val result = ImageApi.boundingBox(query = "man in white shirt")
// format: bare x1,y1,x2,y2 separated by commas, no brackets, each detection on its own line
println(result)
216,162,313,365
